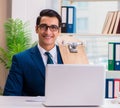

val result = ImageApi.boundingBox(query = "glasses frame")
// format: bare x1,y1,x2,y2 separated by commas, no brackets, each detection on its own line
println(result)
38,24,59,32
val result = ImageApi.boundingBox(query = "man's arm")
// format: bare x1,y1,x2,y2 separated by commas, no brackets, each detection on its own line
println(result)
3,55,23,96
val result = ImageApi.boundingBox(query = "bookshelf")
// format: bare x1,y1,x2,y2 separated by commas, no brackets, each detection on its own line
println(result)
59,34,120,66
58,0,120,80
59,34,120,99
106,71,120,79
68,0,119,1
59,0,120,98
59,0,120,34
102,11,120,34
60,0,120,3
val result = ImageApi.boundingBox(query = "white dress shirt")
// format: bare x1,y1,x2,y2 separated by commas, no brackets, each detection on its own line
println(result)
37,44,57,66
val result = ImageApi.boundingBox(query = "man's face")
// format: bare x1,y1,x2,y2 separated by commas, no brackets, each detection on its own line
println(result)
36,16,60,51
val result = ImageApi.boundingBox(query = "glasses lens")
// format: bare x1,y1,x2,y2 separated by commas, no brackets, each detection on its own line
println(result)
39,24,47,30
49,25,59,32
39,24,59,32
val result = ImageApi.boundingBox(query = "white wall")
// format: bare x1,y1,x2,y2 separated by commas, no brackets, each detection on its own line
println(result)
12,0,61,43
46,0,60,13
12,0,47,42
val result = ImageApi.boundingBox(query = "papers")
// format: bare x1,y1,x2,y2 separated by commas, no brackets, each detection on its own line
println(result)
26,96,45,102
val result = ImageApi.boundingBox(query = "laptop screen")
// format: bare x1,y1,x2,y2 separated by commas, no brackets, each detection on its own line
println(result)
44,64,105,106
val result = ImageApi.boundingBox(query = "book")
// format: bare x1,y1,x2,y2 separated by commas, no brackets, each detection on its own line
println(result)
108,42,115,70
102,11,114,34
114,43,120,70
105,79,114,98
113,11,120,34
102,12,111,33
61,6,67,33
108,11,117,34
114,79,120,98
61,6,76,33
66,6,76,33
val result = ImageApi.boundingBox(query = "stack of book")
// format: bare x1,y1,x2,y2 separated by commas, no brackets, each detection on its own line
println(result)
61,6,76,33
105,78,120,98
105,42,120,99
102,11,120,34
108,42,120,71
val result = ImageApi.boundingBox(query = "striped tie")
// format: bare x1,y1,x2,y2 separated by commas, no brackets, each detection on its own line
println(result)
45,52,54,64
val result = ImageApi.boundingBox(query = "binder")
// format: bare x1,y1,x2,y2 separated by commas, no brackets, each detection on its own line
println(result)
108,11,117,34
108,42,115,70
114,79,120,98
105,79,114,98
113,11,120,34
66,6,76,33
102,11,114,34
102,12,111,34
114,43,120,70
61,6,67,33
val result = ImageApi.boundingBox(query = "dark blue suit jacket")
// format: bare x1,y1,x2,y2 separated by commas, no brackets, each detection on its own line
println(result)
3,45,63,96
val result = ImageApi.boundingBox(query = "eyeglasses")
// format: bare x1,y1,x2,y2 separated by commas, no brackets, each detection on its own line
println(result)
38,24,59,32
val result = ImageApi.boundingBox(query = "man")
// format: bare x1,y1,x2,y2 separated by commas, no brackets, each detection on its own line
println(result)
3,9,63,96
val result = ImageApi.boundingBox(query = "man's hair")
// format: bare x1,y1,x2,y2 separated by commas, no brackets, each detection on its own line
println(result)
36,9,62,27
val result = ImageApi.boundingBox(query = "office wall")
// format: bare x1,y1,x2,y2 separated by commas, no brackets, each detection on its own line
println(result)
12,0,48,42
12,0,60,42
0,0,12,89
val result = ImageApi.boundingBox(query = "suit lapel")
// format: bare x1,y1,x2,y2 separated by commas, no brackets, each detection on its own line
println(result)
56,46,63,64
29,45,63,78
30,45,45,78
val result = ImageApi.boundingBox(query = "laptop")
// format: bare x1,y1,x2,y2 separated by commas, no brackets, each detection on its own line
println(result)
43,64,105,107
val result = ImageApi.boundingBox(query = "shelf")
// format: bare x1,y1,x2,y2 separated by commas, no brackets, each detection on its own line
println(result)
64,0,120,2
62,0,120,5
60,33,120,37
60,0,120,77
106,71,120,79
59,34,120,43
58,34,120,67
60,0,120,34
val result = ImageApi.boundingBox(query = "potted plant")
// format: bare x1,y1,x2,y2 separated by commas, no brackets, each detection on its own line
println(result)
0,18,32,69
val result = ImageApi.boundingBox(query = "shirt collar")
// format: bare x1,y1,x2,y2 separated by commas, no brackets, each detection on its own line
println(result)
37,43,57,59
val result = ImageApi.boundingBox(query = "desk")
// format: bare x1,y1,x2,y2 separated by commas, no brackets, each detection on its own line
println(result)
0,96,119,108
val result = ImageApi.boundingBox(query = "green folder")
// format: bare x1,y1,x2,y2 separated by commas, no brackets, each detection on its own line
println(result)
108,42,115,70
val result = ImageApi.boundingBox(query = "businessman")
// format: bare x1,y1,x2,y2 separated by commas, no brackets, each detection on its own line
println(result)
3,9,63,96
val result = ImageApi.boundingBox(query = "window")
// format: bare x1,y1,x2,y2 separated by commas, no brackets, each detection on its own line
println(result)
62,1,119,34
77,17,88,33
59,0,120,65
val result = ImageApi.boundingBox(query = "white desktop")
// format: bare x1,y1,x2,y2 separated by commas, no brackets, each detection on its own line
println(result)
0,64,119,107
0,96,119,108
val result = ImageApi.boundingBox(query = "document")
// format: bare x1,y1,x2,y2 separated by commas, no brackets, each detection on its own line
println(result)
26,96,45,102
